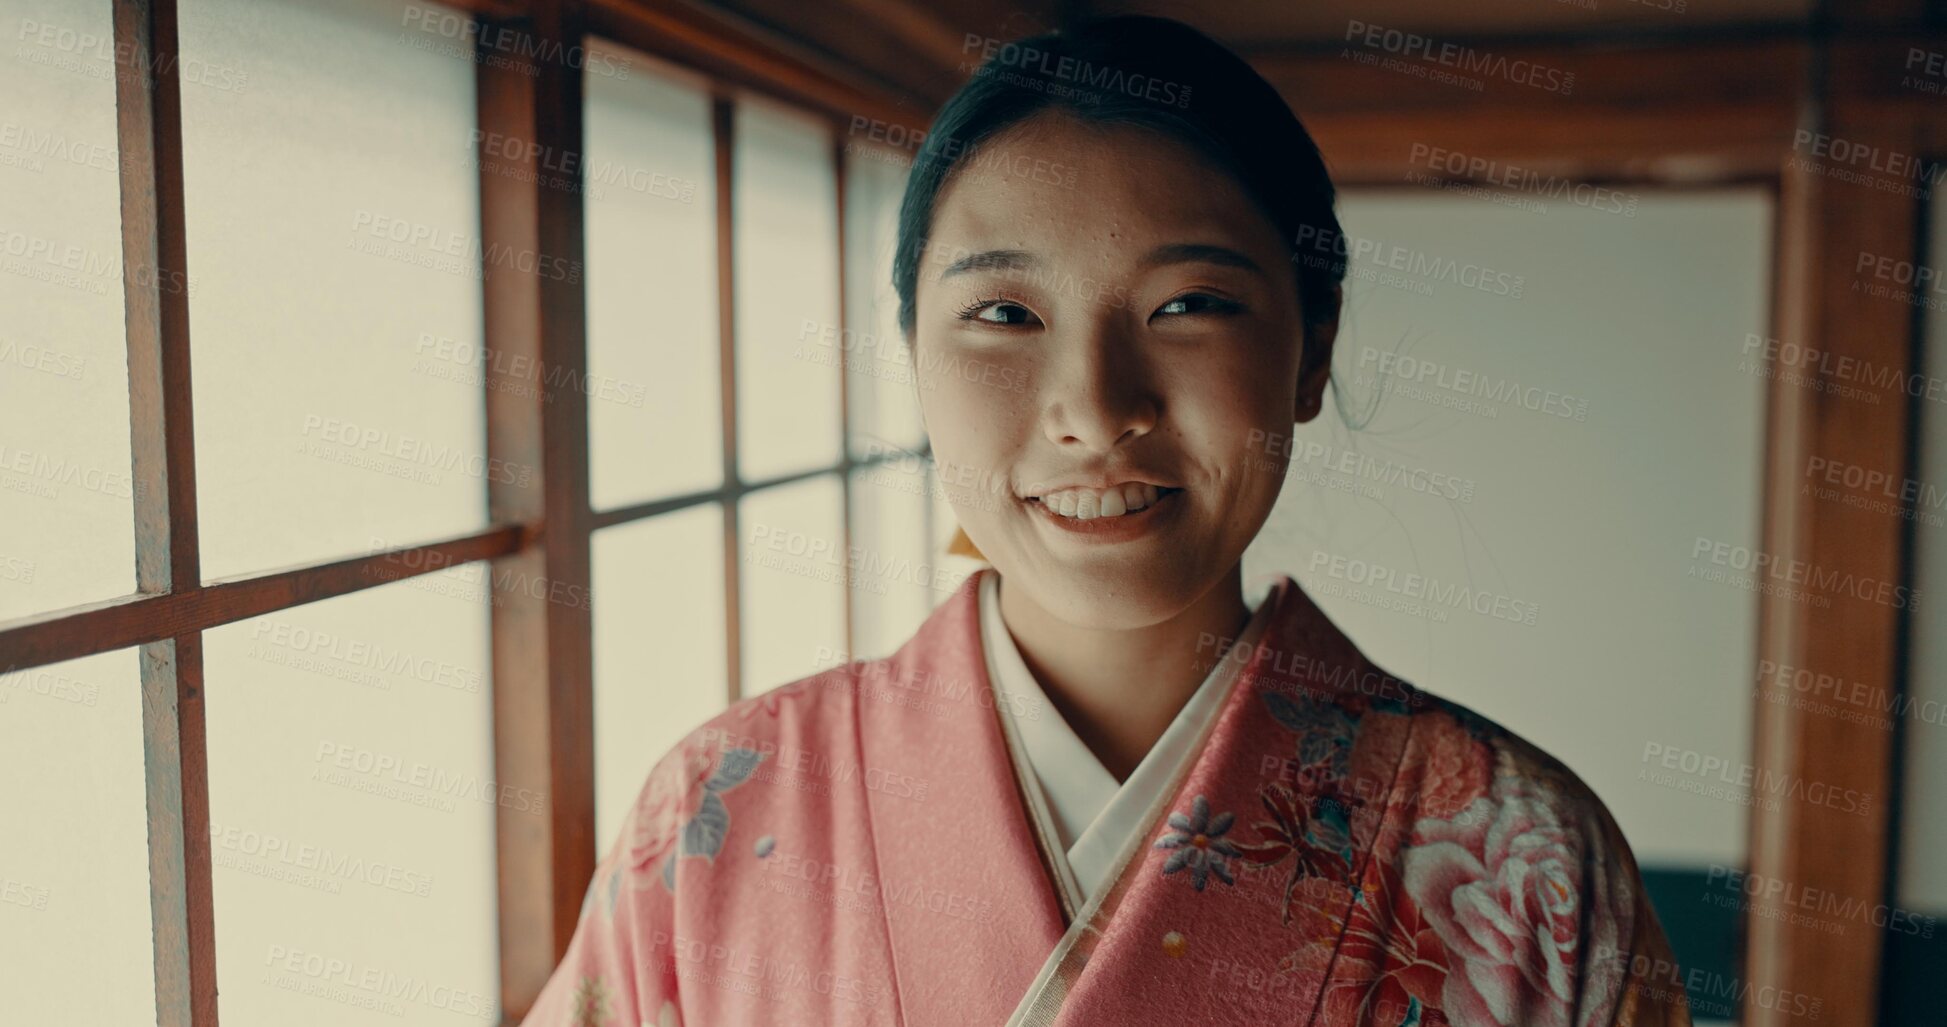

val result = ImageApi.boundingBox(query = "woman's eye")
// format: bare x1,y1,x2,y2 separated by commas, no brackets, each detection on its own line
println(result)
1156,293,1237,317
959,300,1038,325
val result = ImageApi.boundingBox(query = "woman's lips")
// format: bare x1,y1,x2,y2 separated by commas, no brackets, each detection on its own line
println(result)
1023,487,1184,541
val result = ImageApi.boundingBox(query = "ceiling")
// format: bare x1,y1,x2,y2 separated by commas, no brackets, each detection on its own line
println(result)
696,0,1821,110
1087,0,1817,48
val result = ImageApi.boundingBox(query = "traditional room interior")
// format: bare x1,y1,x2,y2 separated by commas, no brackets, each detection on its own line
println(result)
1,0,1939,1023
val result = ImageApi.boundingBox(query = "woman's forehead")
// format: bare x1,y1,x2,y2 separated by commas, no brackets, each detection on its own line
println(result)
927,119,1280,264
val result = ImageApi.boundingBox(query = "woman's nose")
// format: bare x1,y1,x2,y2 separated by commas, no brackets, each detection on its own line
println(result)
1039,320,1160,450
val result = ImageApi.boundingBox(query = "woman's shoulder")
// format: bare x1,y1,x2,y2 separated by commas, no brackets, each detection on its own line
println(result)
620,589,996,817
1370,678,1671,1019
1387,675,1623,827
644,658,883,785
1384,678,1648,928
609,659,887,887
1262,583,1626,837
651,576,987,774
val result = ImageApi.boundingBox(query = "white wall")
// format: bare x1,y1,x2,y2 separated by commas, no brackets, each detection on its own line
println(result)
1243,187,1773,870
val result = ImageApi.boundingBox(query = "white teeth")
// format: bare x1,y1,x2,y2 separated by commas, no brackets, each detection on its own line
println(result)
1038,484,1168,520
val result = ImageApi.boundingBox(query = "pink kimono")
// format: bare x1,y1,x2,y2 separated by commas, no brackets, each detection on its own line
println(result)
521,567,1693,1026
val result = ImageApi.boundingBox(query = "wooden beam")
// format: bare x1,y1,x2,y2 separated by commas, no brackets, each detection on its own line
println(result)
1744,85,1923,1027
1826,0,1930,30
589,0,932,133
714,93,744,707
827,0,972,73
1742,6,1934,1019
714,0,975,103
834,135,855,655
137,636,213,1027
590,450,916,531
111,1,216,1023
1248,29,1947,186
454,0,529,16
405,0,530,16
0,527,527,674
475,4,597,1018
1249,35,1809,185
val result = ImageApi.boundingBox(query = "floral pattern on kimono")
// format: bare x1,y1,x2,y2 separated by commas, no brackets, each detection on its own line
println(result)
625,738,765,891
1154,794,1244,891
568,974,613,1027
1073,655,1675,1026
1245,697,1646,1027
517,568,1692,1027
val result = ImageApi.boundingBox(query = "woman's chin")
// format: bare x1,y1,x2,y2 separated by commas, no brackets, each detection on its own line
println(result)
1007,561,1210,632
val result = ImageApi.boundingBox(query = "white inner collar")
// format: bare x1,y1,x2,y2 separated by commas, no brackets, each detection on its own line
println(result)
977,569,1268,903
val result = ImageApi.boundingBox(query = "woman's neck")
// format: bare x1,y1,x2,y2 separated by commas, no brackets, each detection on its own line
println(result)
996,565,1253,783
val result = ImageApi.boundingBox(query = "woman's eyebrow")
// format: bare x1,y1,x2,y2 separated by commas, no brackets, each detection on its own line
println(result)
938,248,1037,279
935,243,1260,279
1139,242,1263,275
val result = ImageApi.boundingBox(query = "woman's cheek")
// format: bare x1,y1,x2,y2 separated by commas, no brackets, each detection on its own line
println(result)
919,352,1022,492
1196,397,1288,528
930,342,1034,423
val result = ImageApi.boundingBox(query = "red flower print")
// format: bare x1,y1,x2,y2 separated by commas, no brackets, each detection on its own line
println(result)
1236,775,1363,925
1409,728,1490,821
1308,858,1452,1027
1400,788,1620,1027
1367,713,1493,865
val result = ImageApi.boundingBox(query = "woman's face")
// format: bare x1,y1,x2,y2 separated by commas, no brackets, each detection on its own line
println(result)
913,111,1335,628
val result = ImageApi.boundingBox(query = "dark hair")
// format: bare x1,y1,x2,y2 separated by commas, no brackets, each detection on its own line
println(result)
891,15,1348,378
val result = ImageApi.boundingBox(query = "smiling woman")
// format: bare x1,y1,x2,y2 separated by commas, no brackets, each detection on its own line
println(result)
521,16,1693,1027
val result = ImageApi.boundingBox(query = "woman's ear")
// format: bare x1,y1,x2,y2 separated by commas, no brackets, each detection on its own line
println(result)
1294,285,1342,423
946,523,987,561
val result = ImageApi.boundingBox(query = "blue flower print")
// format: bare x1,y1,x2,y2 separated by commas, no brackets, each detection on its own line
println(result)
631,745,766,892
1263,691,1355,779
1154,794,1242,891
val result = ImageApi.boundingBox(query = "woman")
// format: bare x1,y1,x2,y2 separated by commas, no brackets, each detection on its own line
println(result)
523,15,1691,1027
